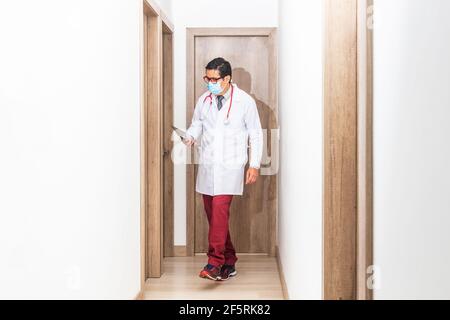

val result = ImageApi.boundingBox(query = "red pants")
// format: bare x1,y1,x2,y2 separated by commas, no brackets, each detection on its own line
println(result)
202,194,238,267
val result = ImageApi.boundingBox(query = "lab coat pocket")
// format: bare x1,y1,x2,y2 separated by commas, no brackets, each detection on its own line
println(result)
222,129,247,169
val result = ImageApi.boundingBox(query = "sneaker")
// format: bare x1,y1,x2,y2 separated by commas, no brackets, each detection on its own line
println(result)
220,264,237,281
199,264,222,281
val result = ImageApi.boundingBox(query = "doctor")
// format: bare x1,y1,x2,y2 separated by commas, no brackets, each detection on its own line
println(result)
184,57,263,281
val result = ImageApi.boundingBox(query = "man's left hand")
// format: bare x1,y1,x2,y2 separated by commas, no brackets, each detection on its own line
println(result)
245,167,259,185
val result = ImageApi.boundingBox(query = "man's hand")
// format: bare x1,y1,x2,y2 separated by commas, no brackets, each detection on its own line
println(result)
183,136,195,147
245,167,259,185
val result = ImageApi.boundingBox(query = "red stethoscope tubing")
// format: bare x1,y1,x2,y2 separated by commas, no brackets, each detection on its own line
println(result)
203,84,234,122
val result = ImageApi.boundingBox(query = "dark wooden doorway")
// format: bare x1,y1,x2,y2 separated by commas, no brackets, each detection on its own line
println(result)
186,28,278,256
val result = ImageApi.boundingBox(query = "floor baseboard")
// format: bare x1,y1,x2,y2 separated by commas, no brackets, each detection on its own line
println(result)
135,290,145,300
173,245,187,257
275,246,290,300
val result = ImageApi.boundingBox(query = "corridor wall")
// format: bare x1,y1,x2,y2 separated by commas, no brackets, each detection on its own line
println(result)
373,0,450,299
278,0,324,299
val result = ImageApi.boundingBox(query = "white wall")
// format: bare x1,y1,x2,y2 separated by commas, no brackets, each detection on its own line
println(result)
0,0,142,299
170,0,279,245
278,0,323,299
373,0,450,299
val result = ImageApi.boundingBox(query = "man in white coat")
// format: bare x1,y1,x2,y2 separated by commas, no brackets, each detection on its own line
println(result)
184,57,263,281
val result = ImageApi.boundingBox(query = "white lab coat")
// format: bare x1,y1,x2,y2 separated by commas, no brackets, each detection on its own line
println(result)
186,83,263,196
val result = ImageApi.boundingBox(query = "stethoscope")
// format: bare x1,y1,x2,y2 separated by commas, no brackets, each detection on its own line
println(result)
202,83,234,125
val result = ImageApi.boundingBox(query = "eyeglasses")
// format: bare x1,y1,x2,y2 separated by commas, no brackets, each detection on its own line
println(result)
203,76,223,84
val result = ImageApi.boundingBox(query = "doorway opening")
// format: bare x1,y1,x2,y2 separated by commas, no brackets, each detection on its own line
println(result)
186,28,279,258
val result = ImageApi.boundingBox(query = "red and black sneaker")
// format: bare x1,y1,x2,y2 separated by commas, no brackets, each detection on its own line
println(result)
199,264,222,281
220,264,237,281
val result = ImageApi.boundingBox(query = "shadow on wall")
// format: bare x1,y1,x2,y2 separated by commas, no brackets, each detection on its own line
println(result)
231,67,278,224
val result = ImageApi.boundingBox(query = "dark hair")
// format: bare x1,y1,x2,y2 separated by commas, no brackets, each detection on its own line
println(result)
205,57,232,80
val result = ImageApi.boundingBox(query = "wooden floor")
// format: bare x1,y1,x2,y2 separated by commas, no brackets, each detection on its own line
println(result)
143,254,285,300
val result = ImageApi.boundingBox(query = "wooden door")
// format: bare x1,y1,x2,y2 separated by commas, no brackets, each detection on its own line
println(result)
187,29,278,256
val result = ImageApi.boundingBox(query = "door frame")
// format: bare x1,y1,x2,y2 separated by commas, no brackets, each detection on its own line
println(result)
140,0,174,290
356,0,374,301
323,0,374,300
185,27,278,257
162,21,175,259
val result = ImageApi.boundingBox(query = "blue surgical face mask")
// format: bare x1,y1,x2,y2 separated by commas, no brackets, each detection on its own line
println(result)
207,81,223,95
